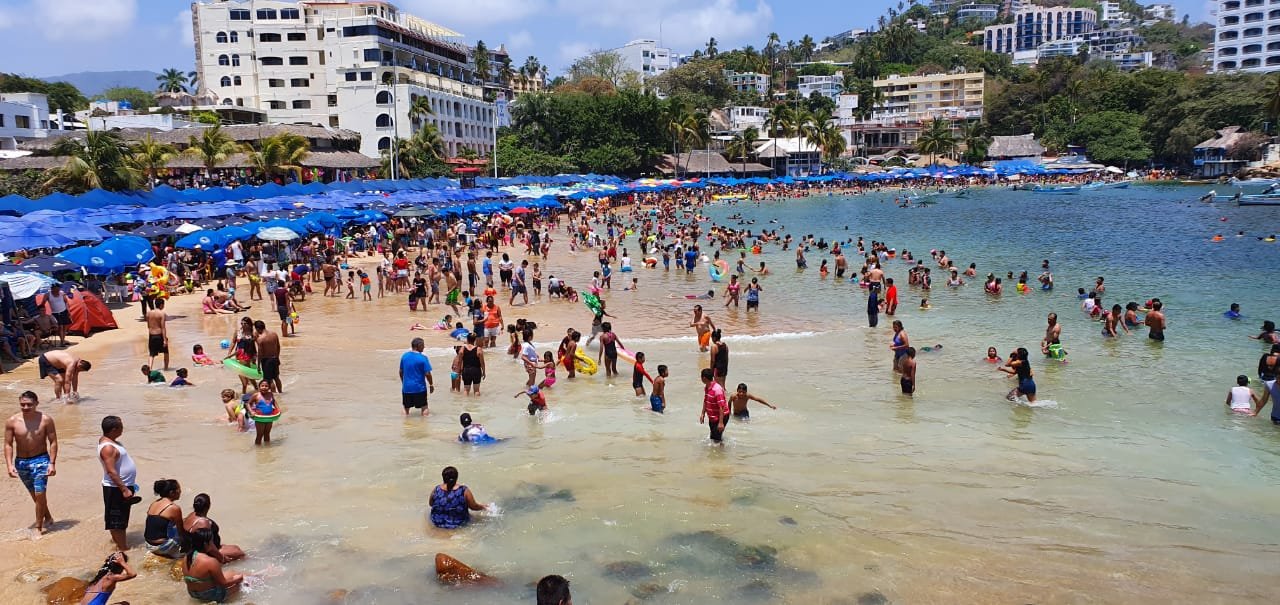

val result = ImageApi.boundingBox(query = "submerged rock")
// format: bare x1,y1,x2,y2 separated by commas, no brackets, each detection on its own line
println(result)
736,579,777,600
735,545,778,569
602,560,653,581
503,483,577,513
857,590,890,605
630,582,666,599
435,553,499,586
41,577,87,605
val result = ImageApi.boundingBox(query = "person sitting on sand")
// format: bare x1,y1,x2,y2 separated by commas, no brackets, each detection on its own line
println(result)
191,345,217,366
183,493,246,563
181,528,244,603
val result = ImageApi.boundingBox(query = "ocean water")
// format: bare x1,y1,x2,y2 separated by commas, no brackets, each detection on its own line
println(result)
3,185,1280,604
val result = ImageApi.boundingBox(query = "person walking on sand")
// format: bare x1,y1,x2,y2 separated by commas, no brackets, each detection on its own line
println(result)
400,337,435,416
44,284,72,347
145,298,169,370
5,391,58,534
97,416,140,551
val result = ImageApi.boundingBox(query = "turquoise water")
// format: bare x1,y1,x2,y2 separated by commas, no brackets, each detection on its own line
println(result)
10,185,1280,604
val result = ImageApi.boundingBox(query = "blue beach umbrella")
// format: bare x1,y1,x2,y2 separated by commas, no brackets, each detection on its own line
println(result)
0,225,76,252
175,231,228,250
19,255,83,272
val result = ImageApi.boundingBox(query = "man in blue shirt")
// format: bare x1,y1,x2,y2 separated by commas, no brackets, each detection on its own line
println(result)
482,252,494,287
399,337,434,416
683,247,698,275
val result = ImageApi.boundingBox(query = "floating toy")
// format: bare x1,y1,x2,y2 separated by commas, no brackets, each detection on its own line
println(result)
222,358,263,380
573,349,598,375
583,293,603,315
219,339,231,349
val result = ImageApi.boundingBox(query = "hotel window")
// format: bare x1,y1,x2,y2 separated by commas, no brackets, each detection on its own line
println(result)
1243,58,1262,67
0,115,4,127
344,72,357,81
290,78,309,87
377,137,391,150
257,9,277,20
1245,44,1263,53
230,32,239,42
292,100,311,109
260,33,281,42
376,113,392,127
236,98,244,106
287,32,306,41
360,71,373,81
363,48,381,62
268,100,286,109
216,32,228,43
328,95,337,107
220,76,232,87
15,115,29,128
234,76,242,86
229,9,250,20
376,90,392,104
280,8,300,19
269,78,285,87
231,54,240,67
1245,27,1263,37
262,57,284,66
289,56,309,65
218,54,230,66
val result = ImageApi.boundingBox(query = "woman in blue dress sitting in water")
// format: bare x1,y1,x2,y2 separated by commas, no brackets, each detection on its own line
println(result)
430,466,489,529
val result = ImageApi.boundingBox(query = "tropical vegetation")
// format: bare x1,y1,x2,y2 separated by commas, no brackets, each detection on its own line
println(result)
44,130,139,193
246,134,310,180
184,124,242,175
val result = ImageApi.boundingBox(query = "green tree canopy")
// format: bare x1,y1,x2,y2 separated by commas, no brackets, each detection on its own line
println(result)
1070,110,1151,165
0,74,88,113
97,87,156,112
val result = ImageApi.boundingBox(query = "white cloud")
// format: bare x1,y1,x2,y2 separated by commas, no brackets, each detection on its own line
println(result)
396,0,547,28
507,30,534,54
554,0,772,51
176,9,193,48
558,41,593,63
37,0,137,40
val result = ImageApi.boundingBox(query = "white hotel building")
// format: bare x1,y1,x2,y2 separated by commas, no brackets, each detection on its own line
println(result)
192,0,496,159
1212,0,1280,73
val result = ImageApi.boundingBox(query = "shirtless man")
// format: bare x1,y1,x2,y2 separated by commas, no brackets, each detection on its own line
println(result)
37,350,91,402
254,321,283,393
1145,300,1166,342
146,299,169,370
690,305,717,353
1040,313,1062,357
866,261,885,288
834,251,847,279
4,391,57,533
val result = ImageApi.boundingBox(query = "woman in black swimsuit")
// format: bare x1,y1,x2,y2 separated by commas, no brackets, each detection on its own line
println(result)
460,333,485,396
710,329,729,388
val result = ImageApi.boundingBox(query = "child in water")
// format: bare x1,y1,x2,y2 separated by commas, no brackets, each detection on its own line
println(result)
516,385,547,415
650,365,668,412
632,351,652,396
729,383,777,420
170,368,193,387
221,389,249,432
458,412,496,443
539,351,557,389
919,299,931,310
141,365,165,384
191,344,217,366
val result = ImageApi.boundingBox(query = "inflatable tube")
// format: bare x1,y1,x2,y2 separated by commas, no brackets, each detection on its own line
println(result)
582,293,603,315
709,263,723,282
574,350,598,375
252,411,282,423
714,259,729,275
222,358,263,380
616,345,637,366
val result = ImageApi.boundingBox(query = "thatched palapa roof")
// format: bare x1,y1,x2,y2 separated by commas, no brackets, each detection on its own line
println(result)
1195,126,1245,151
17,124,361,153
987,134,1045,159
1,151,381,172
657,151,734,175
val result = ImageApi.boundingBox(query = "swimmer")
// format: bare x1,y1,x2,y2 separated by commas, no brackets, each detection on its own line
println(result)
458,413,497,443
999,347,1037,403
1040,313,1062,357
984,347,1002,364
919,298,930,310
1251,320,1279,345
140,365,165,384
632,351,652,396
1224,303,1242,320
729,383,776,420
538,351,557,389
169,368,193,387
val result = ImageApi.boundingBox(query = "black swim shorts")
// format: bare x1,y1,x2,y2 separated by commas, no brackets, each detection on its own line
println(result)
402,391,428,410
260,357,280,382
148,334,167,357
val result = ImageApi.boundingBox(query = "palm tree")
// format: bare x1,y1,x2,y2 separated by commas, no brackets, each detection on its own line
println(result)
678,110,709,177
765,104,797,177
915,119,957,165
959,120,989,165
726,126,760,174
246,133,310,181
662,99,689,177
408,95,433,128
129,134,176,189
521,56,542,80
1266,73,1280,130
765,32,781,91
45,130,139,193
473,40,490,84
382,123,446,178
497,57,516,88
156,68,189,93
705,37,719,57
185,124,241,177
798,35,816,62
188,70,200,92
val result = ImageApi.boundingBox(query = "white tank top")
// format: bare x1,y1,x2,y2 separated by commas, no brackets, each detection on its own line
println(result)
98,439,137,488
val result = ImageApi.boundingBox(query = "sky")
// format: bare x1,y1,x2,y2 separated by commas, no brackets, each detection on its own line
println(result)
0,0,1214,78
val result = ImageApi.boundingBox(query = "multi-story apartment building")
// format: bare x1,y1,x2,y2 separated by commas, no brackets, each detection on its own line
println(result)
724,70,769,96
510,70,546,97
1099,1,1129,24
983,5,1098,54
0,93,57,151
1144,3,1176,21
849,71,984,153
955,4,1001,23
724,106,770,132
1212,0,1280,73
797,72,844,102
192,0,496,159
607,39,672,80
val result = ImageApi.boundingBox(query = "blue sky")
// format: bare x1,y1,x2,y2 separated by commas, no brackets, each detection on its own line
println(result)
0,0,1212,78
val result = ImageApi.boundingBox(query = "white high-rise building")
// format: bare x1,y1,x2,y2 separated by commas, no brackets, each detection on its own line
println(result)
797,71,845,102
192,0,496,159
1212,0,1280,73
607,39,672,80
0,93,56,151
